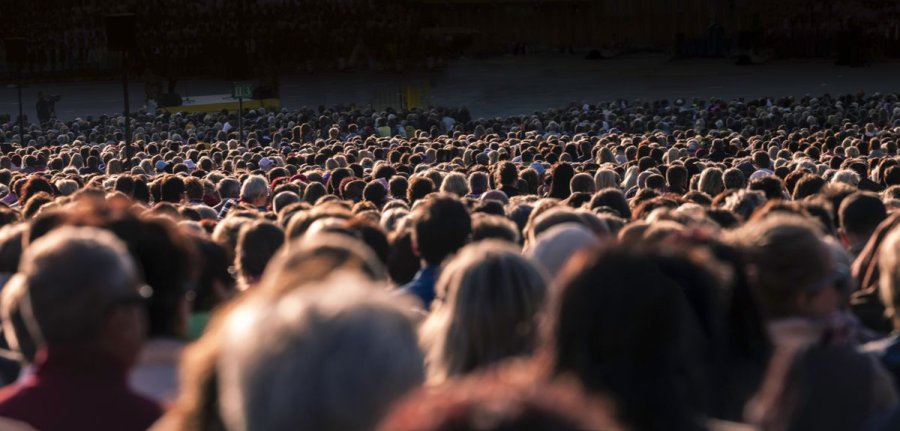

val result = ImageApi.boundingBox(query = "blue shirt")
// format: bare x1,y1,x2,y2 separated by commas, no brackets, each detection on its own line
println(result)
400,265,439,309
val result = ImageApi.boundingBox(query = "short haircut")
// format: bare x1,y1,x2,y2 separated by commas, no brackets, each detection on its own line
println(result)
468,171,489,194
569,173,595,194
160,175,186,203
236,220,285,286
240,175,269,202
14,227,137,346
407,176,435,205
730,215,832,318
470,213,520,244
423,241,546,381
217,273,424,431
412,194,471,265
839,192,887,237
217,177,241,199
440,172,470,197
494,161,518,187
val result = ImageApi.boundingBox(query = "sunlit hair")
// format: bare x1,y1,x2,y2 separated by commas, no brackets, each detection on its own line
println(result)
378,361,623,431
258,232,388,296
13,226,137,346
439,172,470,197
831,169,861,187
217,272,424,431
698,167,725,197
594,168,619,190
421,240,547,383
879,227,900,321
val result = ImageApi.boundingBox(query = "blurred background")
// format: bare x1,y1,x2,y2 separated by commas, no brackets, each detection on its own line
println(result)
2,0,900,120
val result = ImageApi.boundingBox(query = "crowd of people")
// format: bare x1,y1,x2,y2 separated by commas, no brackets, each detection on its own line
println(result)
0,92,897,430
1,0,427,79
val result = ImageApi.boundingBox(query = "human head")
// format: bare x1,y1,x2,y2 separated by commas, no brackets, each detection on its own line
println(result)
731,215,841,319
240,175,269,207
160,175,186,203
378,366,621,431
217,273,424,431
838,192,887,249
235,220,285,290
9,227,144,367
570,173,596,194
423,241,547,382
548,244,706,430
439,172,470,197
411,194,471,265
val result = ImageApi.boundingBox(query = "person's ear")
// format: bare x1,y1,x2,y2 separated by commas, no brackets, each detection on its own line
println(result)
838,228,850,248
410,235,420,258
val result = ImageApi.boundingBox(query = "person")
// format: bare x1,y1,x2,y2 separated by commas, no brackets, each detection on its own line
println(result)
234,220,285,290
861,226,900,388
494,161,521,198
34,93,58,126
215,272,424,431
839,192,887,258
239,175,269,211
421,241,547,383
400,194,471,309
548,244,710,430
0,90,898,431
0,227,160,430
378,364,623,431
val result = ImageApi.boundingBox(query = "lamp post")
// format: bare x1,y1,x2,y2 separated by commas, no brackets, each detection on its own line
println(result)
4,38,26,147
105,14,136,146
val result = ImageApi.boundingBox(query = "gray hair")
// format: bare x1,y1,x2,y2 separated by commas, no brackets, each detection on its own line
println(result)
217,272,424,431
240,175,269,202
831,169,861,187
440,172,470,197
55,179,79,196
723,190,767,220
12,227,137,346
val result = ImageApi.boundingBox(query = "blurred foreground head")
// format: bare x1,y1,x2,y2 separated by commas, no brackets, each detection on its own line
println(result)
7,226,144,367
379,364,623,431
216,272,424,431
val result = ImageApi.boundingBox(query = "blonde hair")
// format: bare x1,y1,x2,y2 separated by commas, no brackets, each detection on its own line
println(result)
440,172,470,197
421,241,547,383
594,168,618,190
698,167,725,197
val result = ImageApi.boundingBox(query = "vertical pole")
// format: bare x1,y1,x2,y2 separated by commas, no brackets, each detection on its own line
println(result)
16,79,24,148
238,96,243,146
122,50,130,146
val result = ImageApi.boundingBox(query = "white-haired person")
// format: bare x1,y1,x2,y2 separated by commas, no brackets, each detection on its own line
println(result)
239,175,269,212
215,272,424,431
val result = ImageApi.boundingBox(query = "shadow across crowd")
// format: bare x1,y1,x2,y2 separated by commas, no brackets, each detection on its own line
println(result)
0,93,897,429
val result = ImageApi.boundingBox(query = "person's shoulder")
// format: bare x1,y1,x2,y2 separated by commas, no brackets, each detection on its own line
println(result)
861,335,900,362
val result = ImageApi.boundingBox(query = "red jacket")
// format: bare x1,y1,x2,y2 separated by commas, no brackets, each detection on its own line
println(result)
0,347,161,431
